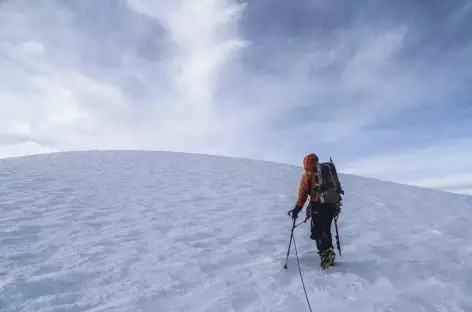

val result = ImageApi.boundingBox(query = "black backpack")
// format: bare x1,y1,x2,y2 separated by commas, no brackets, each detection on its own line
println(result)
316,157,344,204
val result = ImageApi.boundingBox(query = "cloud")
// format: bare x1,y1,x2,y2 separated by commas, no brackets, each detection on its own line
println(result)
410,174,472,194
1,0,471,194
0,141,56,159
341,136,472,195
0,0,249,156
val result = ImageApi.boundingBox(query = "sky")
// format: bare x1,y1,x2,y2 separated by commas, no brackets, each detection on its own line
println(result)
1,0,471,195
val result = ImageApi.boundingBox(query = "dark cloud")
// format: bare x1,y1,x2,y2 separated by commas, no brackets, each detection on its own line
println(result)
239,0,472,67
65,0,169,62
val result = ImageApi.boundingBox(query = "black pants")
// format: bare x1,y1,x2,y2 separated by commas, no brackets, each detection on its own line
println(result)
308,202,336,254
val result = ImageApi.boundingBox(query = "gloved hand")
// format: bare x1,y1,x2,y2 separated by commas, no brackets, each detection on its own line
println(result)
290,205,302,220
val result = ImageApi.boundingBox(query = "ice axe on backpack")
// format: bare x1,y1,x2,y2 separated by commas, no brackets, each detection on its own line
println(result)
334,214,341,257
329,156,343,257
333,201,342,257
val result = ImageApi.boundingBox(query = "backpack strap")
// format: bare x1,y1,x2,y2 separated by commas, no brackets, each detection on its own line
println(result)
308,170,321,202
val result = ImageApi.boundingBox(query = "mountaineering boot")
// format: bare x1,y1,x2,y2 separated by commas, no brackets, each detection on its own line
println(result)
319,250,330,269
319,248,336,269
327,247,336,267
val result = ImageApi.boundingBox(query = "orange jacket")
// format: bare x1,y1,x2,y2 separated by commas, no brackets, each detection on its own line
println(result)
295,153,321,207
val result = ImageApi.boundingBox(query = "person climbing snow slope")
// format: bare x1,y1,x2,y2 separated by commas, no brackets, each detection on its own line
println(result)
290,153,338,269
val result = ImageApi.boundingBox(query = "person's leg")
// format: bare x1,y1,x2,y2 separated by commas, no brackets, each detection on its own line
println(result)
319,203,335,252
316,203,336,268
309,202,323,252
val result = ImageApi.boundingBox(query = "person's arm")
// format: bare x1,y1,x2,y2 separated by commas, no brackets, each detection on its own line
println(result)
295,171,312,208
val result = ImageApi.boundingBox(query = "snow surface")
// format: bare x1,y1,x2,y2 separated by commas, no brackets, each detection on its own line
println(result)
1,150,472,312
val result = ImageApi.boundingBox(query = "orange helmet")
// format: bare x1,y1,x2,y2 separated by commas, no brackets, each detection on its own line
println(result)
303,153,319,171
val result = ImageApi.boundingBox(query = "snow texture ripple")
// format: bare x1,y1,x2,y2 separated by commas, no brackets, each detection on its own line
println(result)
0,151,471,312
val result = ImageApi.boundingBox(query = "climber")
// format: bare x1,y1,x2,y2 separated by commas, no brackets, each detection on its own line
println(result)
290,153,338,269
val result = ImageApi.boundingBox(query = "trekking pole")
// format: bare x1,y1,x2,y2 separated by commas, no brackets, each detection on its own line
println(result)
334,215,341,257
283,217,296,269
284,208,310,269
284,209,314,312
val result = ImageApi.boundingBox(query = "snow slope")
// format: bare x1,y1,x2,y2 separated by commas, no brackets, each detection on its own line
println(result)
1,151,472,312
